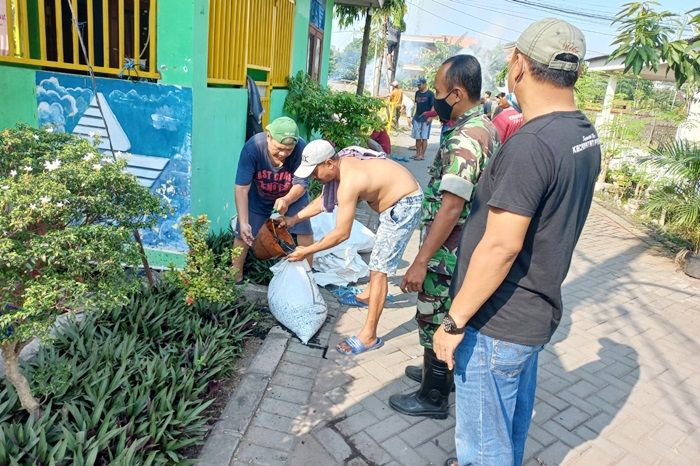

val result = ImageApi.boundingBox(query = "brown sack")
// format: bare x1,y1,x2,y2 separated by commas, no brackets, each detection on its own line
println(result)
252,219,296,260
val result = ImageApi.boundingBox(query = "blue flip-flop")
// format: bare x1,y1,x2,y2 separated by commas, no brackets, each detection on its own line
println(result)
336,336,384,355
328,285,362,298
337,294,369,307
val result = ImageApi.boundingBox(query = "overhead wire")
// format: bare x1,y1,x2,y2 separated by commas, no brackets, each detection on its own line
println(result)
504,0,616,22
435,0,618,38
405,1,516,43
405,0,609,56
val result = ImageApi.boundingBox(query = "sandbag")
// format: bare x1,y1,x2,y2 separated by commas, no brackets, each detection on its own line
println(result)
267,260,327,344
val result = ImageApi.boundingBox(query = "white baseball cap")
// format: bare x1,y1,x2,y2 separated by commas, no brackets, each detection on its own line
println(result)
294,139,336,178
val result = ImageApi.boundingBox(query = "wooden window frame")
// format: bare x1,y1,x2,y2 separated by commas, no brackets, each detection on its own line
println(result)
307,23,323,82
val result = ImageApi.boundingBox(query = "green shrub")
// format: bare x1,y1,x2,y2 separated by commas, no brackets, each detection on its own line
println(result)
642,141,700,253
206,228,277,285
170,214,241,306
284,71,384,148
606,163,652,201
0,283,258,465
0,124,164,415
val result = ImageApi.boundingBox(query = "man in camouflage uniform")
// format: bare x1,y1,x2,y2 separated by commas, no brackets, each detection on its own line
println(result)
389,55,499,419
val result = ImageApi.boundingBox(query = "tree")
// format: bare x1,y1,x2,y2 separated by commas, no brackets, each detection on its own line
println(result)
418,41,462,87
0,125,164,416
464,44,507,94
609,2,700,87
574,65,608,110
336,5,373,95
329,39,362,81
335,0,406,95
610,2,700,259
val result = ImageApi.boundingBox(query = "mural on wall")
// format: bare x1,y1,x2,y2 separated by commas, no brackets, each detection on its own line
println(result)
36,71,192,252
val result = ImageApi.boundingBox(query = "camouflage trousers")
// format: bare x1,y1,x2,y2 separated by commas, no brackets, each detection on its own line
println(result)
415,270,452,349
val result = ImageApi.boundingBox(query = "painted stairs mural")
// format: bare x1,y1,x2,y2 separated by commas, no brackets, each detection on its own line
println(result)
36,71,192,252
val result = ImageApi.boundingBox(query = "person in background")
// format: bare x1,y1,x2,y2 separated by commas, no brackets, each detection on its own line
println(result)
388,81,404,129
433,19,600,466
402,92,415,130
232,117,313,282
369,127,392,155
493,92,506,118
492,91,524,143
411,77,436,161
389,55,498,420
482,90,493,118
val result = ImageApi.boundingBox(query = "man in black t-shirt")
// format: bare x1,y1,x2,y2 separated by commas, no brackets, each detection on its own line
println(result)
482,90,493,118
411,77,435,161
432,19,601,466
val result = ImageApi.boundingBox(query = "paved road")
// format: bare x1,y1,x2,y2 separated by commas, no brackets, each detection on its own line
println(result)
230,129,700,465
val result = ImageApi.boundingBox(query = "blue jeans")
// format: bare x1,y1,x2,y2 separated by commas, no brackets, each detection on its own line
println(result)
454,327,543,466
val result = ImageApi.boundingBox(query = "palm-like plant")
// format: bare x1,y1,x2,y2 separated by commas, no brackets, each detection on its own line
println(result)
642,140,700,252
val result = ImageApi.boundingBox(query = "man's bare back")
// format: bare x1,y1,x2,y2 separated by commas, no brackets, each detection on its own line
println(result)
337,157,420,212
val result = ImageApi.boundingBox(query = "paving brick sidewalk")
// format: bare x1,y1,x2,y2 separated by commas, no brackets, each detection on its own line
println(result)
230,130,700,466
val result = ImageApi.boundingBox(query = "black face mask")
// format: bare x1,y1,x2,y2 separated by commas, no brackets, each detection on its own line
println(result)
434,89,456,121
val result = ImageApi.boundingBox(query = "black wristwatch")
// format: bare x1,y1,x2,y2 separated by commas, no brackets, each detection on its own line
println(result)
442,314,465,334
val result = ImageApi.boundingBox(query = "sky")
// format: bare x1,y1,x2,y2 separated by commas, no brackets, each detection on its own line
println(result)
331,0,694,59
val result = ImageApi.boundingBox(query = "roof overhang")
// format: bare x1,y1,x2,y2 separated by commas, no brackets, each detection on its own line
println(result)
586,54,675,82
334,0,384,7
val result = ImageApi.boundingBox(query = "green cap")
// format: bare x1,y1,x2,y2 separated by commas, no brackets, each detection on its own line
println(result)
508,18,585,72
266,117,299,145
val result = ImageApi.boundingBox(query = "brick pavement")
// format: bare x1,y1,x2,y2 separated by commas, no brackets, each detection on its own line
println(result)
229,130,700,466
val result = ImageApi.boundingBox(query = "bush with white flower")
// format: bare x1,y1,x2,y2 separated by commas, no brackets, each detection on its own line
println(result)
0,124,164,416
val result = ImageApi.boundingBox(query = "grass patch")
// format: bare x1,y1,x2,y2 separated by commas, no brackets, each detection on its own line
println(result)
0,282,260,465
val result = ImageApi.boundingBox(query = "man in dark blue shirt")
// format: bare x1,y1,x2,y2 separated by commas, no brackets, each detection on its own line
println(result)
233,117,313,281
411,77,435,161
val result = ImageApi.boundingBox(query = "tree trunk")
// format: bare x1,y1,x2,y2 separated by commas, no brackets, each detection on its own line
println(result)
373,18,388,97
356,8,373,96
597,158,610,184
2,341,41,416
373,47,384,97
389,31,401,84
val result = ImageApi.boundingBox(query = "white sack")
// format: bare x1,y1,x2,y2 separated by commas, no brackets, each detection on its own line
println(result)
267,260,327,344
310,211,375,256
312,247,368,287
308,210,375,286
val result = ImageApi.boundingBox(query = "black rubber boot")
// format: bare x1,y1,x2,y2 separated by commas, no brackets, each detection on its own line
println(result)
405,360,455,392
389,349,451,419
405,364,422,383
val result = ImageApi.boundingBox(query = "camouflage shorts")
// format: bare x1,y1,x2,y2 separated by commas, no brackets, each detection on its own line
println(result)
415,270,452,349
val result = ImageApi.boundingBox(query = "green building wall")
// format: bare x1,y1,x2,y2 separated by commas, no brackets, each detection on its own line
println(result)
0,0,335,267
0,66,38,129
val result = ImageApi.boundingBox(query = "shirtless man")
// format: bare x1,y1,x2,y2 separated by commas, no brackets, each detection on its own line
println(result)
283,140,423,355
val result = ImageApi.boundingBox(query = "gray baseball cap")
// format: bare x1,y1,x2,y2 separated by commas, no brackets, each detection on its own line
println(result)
507,18,586,71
